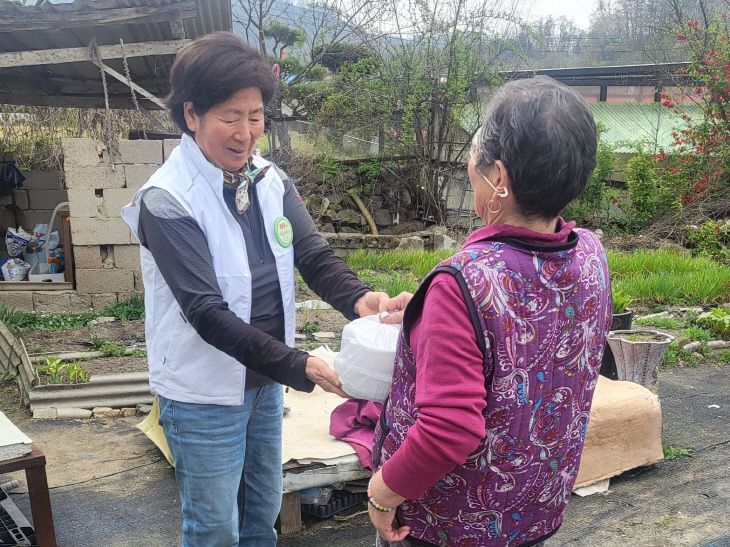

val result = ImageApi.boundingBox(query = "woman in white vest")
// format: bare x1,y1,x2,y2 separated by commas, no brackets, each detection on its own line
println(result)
122,32,388,546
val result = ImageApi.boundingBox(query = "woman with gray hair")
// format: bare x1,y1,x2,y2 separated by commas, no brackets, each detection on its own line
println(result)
367,76,613,546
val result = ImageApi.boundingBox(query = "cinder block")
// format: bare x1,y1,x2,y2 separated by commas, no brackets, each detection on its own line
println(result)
92,293,118,311
32,291,93,314
33,408,57,419
67,189,100,218
0,291,34,311
57,408,92,419
70,217,131,245
72,245,103,269
23,171,63,190
61,138,104,168
76,268,134,295
124,164,160,191
0,190,29,210
118,139,163,164
163,139,181,161
28,189,68,211
113,244,141,269
64,163,125,190
101,188,136,218
23,209,54,228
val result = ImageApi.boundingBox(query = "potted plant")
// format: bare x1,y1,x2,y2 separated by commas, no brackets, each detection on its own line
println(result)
605,329,675,390
610,288,634,330
599,289,634,380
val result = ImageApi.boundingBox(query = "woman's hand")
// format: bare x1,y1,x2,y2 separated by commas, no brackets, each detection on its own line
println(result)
378,291,413,324
354,291,390,317
368,470,409,542
305,357,348,398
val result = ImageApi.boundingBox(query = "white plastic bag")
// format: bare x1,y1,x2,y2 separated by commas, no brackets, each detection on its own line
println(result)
31,224,59,253
334,315,401,402
5,227,32,257
1,258,31,281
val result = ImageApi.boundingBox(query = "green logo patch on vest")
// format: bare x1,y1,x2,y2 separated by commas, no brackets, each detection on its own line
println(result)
274,216,293,247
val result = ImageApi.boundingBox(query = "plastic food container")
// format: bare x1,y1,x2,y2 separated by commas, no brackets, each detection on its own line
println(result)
334,315,400,402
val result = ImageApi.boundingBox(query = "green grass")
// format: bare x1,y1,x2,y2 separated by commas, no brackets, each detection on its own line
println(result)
680,326,713,342
634,316,686,329
344,249,452,297
607,249,730,306
102,294,144,321
719,349,730,365
663,445,694,460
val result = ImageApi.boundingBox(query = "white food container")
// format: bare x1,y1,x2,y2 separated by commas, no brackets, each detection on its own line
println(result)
334,315,400,402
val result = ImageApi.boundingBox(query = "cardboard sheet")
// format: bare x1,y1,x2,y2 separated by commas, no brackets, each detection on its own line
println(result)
575,375,664,488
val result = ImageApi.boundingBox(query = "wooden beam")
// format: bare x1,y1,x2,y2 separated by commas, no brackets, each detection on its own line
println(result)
90,59,166,109
0,40,189,69
0,4,197,32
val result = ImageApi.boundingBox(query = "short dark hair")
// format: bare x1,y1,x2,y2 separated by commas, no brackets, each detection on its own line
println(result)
165,32,277,135
473,76,597,220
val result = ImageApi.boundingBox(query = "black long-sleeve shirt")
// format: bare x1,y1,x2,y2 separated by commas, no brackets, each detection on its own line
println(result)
137,165,370,392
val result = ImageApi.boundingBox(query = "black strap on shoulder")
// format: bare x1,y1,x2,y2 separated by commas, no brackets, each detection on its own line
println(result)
402,266,486,356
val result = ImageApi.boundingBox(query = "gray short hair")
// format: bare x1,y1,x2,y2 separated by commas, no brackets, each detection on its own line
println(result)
473,76,597,220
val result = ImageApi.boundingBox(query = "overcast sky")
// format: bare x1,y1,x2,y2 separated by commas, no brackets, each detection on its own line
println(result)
527,0,598,30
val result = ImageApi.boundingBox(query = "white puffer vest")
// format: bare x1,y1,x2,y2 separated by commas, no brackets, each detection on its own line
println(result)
121,133,295,405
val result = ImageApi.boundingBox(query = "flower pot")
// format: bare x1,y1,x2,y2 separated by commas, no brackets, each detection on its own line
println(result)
606,330,674,390
610,308,633,331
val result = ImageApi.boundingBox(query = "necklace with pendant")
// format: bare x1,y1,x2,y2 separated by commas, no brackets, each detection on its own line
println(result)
223,162,269,214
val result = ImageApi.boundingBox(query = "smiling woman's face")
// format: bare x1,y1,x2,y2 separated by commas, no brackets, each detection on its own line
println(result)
183,87,265,171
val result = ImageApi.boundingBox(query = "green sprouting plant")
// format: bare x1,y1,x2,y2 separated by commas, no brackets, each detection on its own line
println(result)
663,445,694,460
37,357,66,384
302,321,319,334
66,362,89,384
0,372,17,387
634,317,686,329
697,307,730,338
719,349,730,365
680,326,713,342
103,294,145,321
130,349,148,358
99,342,126,357
611,289,634,314
662,341,680,368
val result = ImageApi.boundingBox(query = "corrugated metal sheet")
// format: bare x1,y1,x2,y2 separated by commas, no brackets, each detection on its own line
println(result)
589,102,703,153
28,371,153,411
0,0,231,108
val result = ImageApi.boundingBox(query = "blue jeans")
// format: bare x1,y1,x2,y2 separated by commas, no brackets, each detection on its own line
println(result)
158,384,284,547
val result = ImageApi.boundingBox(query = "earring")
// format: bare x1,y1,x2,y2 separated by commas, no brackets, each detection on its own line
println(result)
487,198,502,215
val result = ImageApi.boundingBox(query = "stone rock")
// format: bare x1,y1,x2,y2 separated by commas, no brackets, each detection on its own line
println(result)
594,229,604,239
33,408,57,419
373,208,392,228
294,333,306,340
675,336,691,349
119,407,136,417
397,236,425,251
295,300,332,311
339,227,361,234
313,332,336,341
658,240,690,257
93,407,120,419
433,233,458,251
333,209,363,225
136,404,152,416
428,225,449,234
89,316,116,326
320,223,335,233
56,407,92,419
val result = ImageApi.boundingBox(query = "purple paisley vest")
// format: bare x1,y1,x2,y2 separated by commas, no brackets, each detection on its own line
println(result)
373,229,612,547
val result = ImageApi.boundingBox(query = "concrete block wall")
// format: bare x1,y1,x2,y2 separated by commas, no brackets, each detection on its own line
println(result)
0,170,68,248
61,137,180,308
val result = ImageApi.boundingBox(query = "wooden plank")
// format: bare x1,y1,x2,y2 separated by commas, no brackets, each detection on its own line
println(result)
0,4,197,32
0,283,72,291
277,491,302,535
92,60,166,109
0,39,190,69
60,213,73,284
